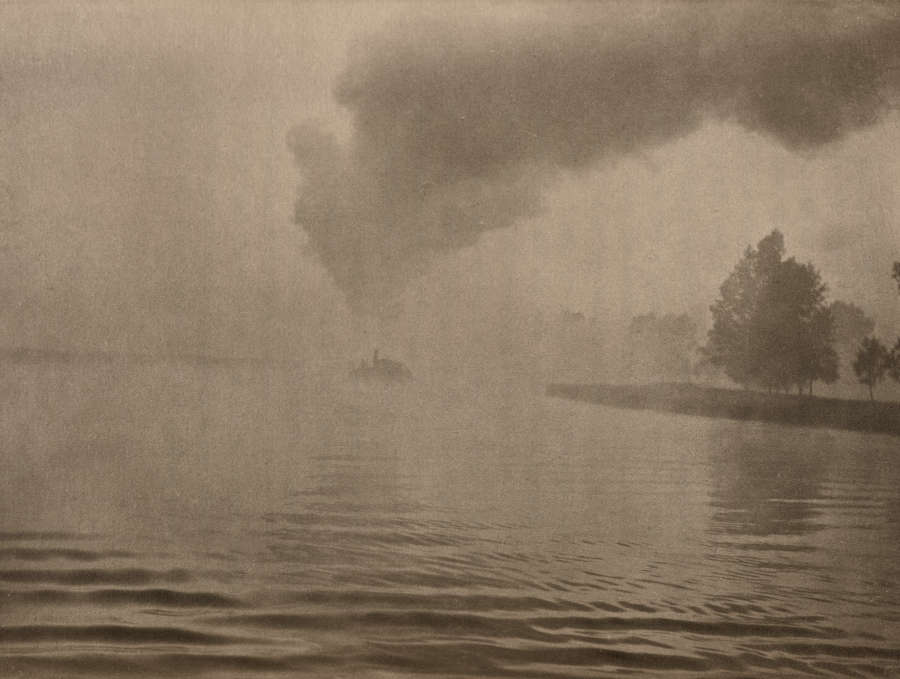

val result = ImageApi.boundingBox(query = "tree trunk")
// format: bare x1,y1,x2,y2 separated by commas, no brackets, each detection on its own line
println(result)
869,383,874,401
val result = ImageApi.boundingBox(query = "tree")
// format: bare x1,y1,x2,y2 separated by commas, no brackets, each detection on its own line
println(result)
853,337,889,401
753,256,836,393
799,306,839,395
704,231,784,388
830,301,876,351
891,265,900,386
829,300,875,386
704,230,837,394
888,338,900,384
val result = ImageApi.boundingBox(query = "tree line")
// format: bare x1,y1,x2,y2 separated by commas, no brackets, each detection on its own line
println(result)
853,262,900,400
699,230,899,400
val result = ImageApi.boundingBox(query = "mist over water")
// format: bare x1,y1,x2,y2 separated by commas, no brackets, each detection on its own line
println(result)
4,3,900,676
2,360,899,677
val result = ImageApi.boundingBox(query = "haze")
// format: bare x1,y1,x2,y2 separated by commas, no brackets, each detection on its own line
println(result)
4,7,900,675
3,1,899,380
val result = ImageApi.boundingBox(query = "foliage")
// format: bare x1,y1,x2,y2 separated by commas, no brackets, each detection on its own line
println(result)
704,230,837,393
830,301,876,353
853,337,890,401
890,338,900,384
704,231,781,387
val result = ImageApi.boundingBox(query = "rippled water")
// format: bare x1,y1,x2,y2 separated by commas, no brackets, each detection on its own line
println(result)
2,363,900,677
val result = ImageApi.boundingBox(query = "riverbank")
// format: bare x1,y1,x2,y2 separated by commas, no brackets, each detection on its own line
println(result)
546,382,900,437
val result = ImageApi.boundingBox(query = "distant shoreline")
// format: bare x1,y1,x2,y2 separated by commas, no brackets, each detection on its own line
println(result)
546,382,900,438
0,347,305,368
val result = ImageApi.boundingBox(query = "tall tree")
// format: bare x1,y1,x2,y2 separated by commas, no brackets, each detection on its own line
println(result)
752,257,836,392
853,337,889,401
893,262,900,293
704,230,837,393
889,338,900,385
829,300,876,385
704,231,784,388
799,306,839,395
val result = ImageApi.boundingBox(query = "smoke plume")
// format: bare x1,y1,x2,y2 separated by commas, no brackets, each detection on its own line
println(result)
290,3,900,311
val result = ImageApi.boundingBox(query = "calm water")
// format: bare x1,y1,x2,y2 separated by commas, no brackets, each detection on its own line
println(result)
2,363,899,677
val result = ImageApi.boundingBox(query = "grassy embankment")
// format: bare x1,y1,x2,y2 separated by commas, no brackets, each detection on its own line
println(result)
546,382,900,437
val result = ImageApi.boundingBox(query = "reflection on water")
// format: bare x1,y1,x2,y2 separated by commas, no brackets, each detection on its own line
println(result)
710,426,830,537
1,363,900,677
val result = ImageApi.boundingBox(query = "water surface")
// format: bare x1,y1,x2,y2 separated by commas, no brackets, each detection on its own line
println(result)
2,363,899,677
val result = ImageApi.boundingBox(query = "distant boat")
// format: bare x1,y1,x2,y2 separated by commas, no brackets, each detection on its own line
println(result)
350,349,412,383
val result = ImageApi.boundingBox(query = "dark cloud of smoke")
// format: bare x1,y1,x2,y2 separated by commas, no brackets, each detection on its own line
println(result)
290,3,900,311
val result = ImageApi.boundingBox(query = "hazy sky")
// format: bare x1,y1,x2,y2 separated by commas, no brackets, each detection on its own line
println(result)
2,2,899,366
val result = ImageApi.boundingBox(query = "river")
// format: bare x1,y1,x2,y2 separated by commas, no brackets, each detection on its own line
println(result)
1,362,899,677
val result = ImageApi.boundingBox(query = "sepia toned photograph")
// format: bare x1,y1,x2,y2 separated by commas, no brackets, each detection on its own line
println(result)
2,2,900,677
